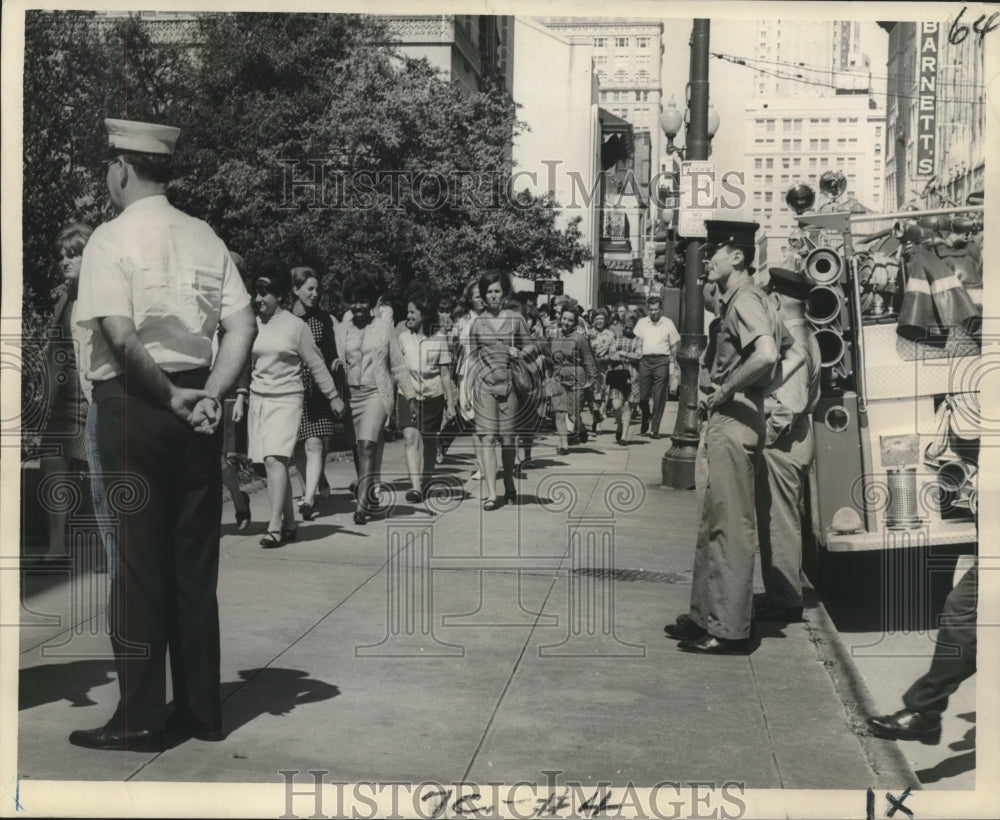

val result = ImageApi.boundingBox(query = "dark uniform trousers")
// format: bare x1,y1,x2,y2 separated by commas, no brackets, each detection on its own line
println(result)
755,415,815,609
94,368,222,730
638,354,669,433
689,393,765,640
903,562,977,719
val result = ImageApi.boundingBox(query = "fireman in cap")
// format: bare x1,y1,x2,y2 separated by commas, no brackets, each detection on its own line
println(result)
71,119,256,751
664,220,797,655
753,268,821,622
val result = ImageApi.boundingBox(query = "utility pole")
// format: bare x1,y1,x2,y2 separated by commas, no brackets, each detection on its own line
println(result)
662,19,710,489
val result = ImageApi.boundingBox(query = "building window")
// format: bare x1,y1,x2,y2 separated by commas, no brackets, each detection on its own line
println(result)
615,36,629,48
635,91,642,101
793,120,803,132
594,37,606,48
782,119,792,130
874,144,882,155
793,157,801,167
755,138,765,145
765,191,773,202
766,119,776,132
809,157,817,168
781,157,790,168
636,53,651,66
875,125,882,138
793,139,802,150
766,158,774,168
636,36,649,48
755,158,763,169
782,139,791,150
764,174,773,184
595,55,607,67
809,139,819,150
820,139,829,150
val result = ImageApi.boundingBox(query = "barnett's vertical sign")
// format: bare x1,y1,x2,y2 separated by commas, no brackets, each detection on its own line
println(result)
916,21,939,177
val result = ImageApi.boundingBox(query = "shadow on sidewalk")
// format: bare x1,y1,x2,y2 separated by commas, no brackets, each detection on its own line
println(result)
217,668,340,734
19,660,117,710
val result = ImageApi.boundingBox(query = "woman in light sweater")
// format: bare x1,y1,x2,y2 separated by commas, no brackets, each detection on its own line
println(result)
333,277,409,525
249,269,344,547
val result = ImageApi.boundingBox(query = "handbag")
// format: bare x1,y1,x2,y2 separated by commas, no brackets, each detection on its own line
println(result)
542,374,565,399
508,330,535,400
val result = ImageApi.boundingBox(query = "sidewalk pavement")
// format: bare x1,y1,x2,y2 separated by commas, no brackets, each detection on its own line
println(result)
16,404,921,795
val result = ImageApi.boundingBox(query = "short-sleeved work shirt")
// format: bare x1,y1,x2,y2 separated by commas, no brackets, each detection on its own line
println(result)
76,195,250,382
711,279,791,391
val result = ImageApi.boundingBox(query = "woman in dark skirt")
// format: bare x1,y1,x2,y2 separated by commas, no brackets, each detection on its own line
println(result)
396,283,456,502
290,267,338,520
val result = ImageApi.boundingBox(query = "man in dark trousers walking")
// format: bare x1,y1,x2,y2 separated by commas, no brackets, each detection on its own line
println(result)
71,118,256,751
868,559,978,744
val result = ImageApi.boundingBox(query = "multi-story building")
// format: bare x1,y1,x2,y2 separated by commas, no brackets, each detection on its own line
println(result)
537,17,664,224
751,18,871,98
745,95,885,268
385,15,514,94
511,18,643,309
879,18,986,210
743,19,885,269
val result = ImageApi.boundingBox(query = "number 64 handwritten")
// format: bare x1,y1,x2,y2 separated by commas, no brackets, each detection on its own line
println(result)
949,5,999,45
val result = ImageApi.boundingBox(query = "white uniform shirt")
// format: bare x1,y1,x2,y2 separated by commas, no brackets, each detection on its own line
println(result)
633,316,680,357
76,195,250,382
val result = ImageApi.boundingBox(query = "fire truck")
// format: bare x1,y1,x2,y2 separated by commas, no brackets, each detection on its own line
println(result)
780,176,982,599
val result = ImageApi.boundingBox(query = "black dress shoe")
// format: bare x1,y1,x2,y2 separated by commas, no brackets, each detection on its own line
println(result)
663,614,707,641
867,710,942,744
166,714,226,742
677,634,751,655
649,432,661,440
69,725,166,752
754,604,804,622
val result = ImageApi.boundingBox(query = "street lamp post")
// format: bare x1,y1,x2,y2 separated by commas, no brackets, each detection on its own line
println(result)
661,19,712,490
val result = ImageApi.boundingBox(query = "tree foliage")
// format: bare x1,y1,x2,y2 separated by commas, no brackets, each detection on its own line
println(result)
22,11,591,321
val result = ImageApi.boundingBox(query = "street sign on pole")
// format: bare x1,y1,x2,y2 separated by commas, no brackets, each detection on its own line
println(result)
677,160,714,238
534,279,564,296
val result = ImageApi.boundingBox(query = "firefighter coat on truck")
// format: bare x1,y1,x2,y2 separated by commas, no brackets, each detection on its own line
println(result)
897,243,981,350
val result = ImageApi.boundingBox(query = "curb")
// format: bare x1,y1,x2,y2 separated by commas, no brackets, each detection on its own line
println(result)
802,588,923,789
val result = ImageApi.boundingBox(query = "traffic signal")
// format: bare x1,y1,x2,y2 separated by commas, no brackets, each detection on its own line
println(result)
652,221,670,280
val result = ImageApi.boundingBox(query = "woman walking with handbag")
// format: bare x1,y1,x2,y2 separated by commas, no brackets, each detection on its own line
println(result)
543,307,597,456
464,270,535,510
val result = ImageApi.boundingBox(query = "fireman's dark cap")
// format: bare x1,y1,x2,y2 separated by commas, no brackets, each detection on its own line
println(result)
767,267,813,300
702,219,760,260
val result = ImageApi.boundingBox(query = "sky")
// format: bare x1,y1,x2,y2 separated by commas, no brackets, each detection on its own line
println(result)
659,18,890,206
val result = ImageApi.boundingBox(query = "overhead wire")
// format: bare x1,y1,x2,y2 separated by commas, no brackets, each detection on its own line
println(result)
713,50,987,91
711,53,985,105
